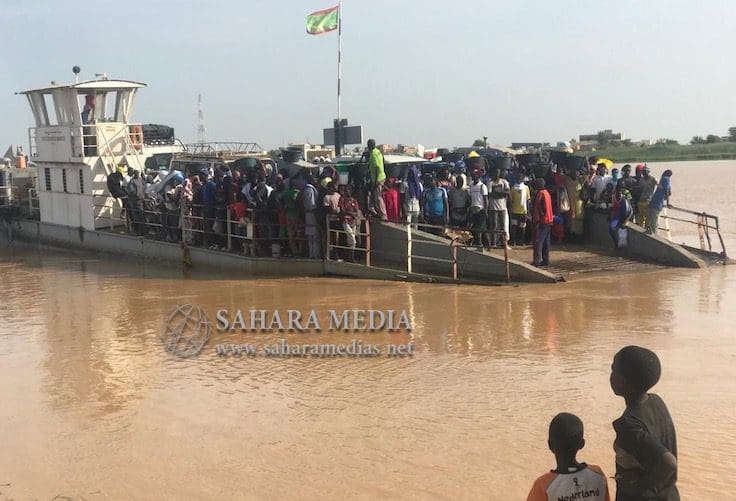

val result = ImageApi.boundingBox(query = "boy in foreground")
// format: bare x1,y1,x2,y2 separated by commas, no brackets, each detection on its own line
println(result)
610,346,679,500
527,413,610,501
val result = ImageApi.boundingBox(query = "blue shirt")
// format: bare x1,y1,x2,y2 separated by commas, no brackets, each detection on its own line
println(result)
202,181,217,207
649,175,671,210
423,187,447,218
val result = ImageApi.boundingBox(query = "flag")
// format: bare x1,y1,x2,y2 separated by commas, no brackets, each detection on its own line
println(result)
306,5,339,35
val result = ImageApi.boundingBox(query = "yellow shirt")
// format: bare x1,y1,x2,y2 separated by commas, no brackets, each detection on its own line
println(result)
369,148,386,184
511,182,531,215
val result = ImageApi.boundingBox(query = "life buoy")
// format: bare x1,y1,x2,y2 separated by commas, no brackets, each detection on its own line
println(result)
129,125,143,151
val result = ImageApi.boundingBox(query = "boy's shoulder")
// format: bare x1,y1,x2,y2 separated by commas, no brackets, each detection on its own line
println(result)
616,393,671,425
528,464,609,501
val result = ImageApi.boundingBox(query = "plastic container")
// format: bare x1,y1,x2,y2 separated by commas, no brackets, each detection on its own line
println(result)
531,162,551,179
517,153,541,167
491,156,512,171
548,150,568,166
564,155,586,172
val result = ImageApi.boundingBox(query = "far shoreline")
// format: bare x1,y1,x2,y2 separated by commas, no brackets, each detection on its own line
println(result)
587,142,736,164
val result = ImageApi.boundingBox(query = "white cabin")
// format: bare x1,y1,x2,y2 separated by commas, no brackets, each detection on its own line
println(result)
19,78,149,230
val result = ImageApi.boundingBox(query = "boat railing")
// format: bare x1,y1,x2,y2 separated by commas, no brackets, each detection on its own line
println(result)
348,217,510,283
324,214,372,266
27,188,40,219
0,184,38,223
660,205,728,259
90,197,376,261
27,123,145,162
88,194,509,278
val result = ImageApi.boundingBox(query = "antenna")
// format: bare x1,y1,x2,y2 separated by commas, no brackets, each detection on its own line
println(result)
197,94,206,144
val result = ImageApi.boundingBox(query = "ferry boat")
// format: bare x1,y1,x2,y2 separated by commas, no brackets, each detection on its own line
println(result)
1,72,727,285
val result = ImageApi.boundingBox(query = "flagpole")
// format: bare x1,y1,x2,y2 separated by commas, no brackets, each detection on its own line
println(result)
337,0,343,153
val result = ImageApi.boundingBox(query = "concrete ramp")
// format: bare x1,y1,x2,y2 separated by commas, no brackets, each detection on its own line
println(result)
584,210,707,268
370,221,559,283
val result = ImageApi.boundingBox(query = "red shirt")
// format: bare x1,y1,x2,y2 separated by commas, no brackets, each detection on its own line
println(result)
382,187,401,222
338,196,360,224
532,188,553,225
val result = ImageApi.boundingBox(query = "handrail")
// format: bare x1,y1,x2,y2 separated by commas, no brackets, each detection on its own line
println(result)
92,200,314,257
361,217,510,282
661,204,727,258
325,213,371,265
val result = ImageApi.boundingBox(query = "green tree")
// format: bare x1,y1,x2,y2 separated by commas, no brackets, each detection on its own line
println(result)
728,127,736,142
664,138,679,145
472,139,486,147
622,139,633,147
691,136,706,145
705,134,721,144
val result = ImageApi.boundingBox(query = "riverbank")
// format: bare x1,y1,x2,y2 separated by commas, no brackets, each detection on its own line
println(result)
589,142,736,163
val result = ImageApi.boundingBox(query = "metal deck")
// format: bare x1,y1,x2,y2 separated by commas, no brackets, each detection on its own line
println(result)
499,244,665,281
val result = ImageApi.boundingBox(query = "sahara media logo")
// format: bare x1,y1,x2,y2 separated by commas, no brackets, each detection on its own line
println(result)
160,304,212,357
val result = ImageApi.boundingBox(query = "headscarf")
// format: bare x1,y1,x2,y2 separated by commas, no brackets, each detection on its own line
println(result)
406,164,423,200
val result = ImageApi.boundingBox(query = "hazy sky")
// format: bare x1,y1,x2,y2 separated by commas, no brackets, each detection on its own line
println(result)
2,0,735,150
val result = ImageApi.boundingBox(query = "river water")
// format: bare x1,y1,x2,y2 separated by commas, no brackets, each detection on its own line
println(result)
1,161,735,500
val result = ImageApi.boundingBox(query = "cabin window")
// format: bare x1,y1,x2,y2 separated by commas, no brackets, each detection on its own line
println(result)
79,169,85,194
52,90,71,125
62,169,68,193
43,94,58,126
44,168,51,191
79,94,96,125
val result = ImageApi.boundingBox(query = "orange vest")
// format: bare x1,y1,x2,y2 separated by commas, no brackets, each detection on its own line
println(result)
533,189,553,225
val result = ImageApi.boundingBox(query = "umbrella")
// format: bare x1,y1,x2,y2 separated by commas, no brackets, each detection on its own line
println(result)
596,158,614,170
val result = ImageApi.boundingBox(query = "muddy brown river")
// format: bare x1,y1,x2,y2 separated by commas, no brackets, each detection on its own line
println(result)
1,161,735,499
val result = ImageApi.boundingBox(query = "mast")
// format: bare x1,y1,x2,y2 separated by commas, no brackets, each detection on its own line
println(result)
337,0,342,123
197,94,206,144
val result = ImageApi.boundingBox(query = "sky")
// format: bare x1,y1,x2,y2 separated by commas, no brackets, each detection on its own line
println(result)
1,0,735,150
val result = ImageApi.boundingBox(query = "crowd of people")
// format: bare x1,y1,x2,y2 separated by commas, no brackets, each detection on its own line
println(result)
106,142,673,268
364,147,674,268
108,160,365,261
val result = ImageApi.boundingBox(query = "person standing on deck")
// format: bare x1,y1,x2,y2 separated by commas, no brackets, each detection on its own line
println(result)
322,181,341,259
367,139,387,220
382,177,401,223
562,169,583,241
487,168,510,247
510,176,531,246
338,185,361,263
449,175,471,228
201,174,217,249
591,164,611,203
609,181,634,249
449,161,468,192
636,166,658,228
279,181,301,257
126,168,146,236
302,176,322,259
469,170,490,249
646,170,672,235
403,163,423,227
422,177,449,235
532,179,553,267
